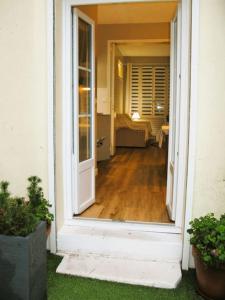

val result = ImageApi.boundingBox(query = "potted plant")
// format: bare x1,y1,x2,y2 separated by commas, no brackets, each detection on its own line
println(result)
188,213,225,300
0,177,54,300
27,176,54,236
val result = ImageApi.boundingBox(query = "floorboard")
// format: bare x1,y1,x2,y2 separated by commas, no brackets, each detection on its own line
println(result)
80,145,172,223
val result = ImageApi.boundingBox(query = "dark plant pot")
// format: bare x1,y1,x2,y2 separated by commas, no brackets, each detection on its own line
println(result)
193,247,225,300
0,222,47,300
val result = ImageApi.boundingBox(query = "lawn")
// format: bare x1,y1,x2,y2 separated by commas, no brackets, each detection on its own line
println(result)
48,254,203,300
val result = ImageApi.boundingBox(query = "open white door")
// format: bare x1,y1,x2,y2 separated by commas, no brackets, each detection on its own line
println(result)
72,9,95,215
166,6,181,221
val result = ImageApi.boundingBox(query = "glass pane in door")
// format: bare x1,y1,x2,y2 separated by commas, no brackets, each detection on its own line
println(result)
79,69,91,115
78,17,92,163
78,18,91,69
79,116,91,162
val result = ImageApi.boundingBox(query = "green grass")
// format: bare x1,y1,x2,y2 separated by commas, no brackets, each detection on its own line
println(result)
48,254,203,300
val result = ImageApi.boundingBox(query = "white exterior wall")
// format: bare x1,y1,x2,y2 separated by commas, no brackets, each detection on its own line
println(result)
192,0,225,218
0,0,48,196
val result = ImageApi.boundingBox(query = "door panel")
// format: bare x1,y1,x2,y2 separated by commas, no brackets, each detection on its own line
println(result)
73,9,95,215
109,43,116,156
166,6,181,221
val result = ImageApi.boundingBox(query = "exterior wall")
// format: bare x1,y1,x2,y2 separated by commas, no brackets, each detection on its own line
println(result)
0,0,48,196
2,0,224,240
192,0,225,218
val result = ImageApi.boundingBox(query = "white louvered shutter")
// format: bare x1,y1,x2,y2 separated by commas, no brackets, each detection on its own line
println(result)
141,66,153,117
130,65,141,115
153,66,169,116
130,63,169,118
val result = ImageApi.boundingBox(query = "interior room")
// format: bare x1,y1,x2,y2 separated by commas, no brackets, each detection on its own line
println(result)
75,1,178,223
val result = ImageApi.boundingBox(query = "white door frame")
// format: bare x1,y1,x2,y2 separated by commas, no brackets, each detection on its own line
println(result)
47,0,57,253
107,42,116,156
107,38,170,156
182,0,200,270
47,0,200,269
166,12,180,221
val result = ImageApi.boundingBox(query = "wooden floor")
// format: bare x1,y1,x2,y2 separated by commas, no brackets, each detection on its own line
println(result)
80,145,172,223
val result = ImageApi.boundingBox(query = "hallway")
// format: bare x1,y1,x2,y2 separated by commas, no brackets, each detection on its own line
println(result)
80,145,171,223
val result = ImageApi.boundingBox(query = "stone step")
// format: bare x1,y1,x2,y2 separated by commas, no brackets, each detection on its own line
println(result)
56,253,182,289
57,225,182,263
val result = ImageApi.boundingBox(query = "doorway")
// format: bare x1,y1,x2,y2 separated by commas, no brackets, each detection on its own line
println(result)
71,2,181,224
62,0,191,234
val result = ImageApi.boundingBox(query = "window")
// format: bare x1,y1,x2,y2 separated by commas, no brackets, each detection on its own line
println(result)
78,18,92,162
129,63,170,118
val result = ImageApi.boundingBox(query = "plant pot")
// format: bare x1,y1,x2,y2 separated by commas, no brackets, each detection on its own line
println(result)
46,223,51,237
0,221,47,300
193,246,225,300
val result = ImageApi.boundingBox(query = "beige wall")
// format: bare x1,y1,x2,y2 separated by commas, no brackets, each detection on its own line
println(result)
78,5,98,23
97,2,177,24
97,23,170,89
0,0,48,196
192,0,225,218
2,0,224,234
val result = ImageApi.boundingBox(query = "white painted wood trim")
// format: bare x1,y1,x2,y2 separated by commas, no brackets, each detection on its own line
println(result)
172,6,181,222
66,218,182,234
72,8,96,214
166,18,176,219
174,0,191,228
107,41,116,155
47,0,57,253
63,0,74,220
72,8,79,215
66,0,175,5
182,0,200,270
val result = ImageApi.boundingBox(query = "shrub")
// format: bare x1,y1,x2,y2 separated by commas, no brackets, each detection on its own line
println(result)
0,177,54,237
188,213,225,268
27,176,54,225
0,182,38,236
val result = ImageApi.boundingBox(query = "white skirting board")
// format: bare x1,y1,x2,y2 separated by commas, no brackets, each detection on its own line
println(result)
56,253,182,289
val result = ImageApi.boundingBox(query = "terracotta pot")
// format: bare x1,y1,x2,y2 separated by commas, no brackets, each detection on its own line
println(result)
193,247,225,300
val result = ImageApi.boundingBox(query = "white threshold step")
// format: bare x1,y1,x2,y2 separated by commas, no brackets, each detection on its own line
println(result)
56,253,182,289
57,225,182,262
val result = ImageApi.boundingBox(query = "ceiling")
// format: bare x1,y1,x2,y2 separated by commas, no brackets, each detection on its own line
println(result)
97,2,178,24
117,42,170,57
